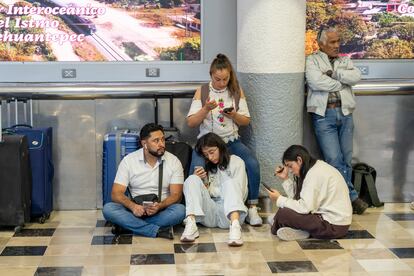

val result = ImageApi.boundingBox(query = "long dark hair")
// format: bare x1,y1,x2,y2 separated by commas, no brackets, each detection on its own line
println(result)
195,132,230,173
209,53,240,99
282,145,317,200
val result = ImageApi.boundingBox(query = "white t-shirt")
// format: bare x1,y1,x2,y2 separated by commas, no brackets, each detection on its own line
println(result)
207,155,248,201
276,160,352,226
114,148,184,201
187,83,250,143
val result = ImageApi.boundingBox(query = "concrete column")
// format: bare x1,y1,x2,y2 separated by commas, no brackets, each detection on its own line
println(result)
237,0,306,189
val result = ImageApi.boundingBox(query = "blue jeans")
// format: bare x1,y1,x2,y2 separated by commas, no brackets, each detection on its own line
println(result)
312,108,358,201
102,202,185,238
189,139,260,205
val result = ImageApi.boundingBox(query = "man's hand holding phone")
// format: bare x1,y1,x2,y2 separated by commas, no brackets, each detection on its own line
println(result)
144,201,160,216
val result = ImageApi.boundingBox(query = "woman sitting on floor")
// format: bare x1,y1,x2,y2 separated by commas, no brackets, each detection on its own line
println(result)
267,145,352,241
180,132,248,246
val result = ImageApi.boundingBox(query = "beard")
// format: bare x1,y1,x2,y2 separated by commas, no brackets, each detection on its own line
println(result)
148,147,165,158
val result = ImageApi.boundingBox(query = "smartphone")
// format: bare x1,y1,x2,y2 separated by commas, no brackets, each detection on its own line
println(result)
194,166,208,185
142,201,154,208
223,107,234,113
261,182,272,191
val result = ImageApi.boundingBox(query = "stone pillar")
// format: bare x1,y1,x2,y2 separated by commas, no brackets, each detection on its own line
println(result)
237,0,306,189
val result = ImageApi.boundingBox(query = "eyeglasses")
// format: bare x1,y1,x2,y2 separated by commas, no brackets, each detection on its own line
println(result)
202,147,219,159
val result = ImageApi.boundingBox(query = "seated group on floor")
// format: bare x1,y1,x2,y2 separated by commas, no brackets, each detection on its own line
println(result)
103,123,355,246
103,44,370,246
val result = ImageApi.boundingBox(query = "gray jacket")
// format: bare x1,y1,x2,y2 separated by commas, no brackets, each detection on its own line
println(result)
305,51,361,116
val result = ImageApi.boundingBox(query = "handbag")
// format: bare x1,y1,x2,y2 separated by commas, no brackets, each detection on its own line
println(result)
128,161,163,205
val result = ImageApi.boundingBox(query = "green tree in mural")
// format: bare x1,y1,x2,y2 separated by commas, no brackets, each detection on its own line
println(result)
335,12,371,45
372,12,399,28
306,2,329,31
366,39,414,59
378,23,414,41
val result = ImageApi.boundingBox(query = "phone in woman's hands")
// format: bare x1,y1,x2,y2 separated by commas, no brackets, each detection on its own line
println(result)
261,182,272,191
223,107,234,114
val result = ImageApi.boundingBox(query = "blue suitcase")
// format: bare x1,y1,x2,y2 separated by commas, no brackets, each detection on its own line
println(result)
9,124,54,223
102,131,140,205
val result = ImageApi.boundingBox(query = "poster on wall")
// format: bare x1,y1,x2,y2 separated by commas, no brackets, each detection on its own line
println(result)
0,0,201,62
306,0,414,59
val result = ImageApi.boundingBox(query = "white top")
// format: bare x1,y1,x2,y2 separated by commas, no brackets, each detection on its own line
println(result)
207,155,248,201
276,160,352,226
187,83,250,143
114,148,184,201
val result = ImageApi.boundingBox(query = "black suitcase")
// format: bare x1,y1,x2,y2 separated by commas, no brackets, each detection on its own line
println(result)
0,101,32,228
166,140,192,179
154,94,192,177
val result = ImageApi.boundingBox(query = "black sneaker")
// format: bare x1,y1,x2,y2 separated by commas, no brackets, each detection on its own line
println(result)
111,224,132,235
352,198,369,215
157,226,174,240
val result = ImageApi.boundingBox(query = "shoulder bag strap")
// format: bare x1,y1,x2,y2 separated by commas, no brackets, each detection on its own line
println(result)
364,173,384,207
353,169,363,194
200,83,209,107
158,160,163,202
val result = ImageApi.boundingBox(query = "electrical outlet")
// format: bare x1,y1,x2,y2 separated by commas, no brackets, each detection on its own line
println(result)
357,66,369,75
62,69,76,78
146,68,160,77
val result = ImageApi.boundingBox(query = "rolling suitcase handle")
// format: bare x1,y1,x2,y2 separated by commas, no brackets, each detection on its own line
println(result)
8,98,33,128
5,98,33,128
153,94,179,133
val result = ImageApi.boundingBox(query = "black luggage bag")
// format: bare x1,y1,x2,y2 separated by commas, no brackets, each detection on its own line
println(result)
0,101,32,229
154,94,192,178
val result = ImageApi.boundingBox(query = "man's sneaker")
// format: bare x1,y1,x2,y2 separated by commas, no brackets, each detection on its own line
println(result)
180,216,199,242
267,213,276,226
111,224,132,235
157,226,174,240
246,206,263,226
276,227,310,241
352,198,369,215
410,201,414,210
228,220,243,247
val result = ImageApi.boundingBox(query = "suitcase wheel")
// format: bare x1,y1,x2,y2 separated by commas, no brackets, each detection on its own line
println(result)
38,214,48,224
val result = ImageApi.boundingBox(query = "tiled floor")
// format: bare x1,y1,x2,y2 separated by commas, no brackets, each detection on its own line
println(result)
0,203,413,275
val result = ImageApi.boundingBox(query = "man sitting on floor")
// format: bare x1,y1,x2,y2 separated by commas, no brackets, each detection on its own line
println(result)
103,123,185,239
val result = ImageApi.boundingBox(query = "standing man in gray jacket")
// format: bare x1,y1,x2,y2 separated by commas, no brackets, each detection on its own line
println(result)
305,26,368,215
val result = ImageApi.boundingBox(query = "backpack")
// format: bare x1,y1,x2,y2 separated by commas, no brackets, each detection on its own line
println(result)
352,163,384,207
200,83,240,111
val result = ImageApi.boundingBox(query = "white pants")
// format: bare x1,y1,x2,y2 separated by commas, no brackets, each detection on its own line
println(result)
183,175,248,229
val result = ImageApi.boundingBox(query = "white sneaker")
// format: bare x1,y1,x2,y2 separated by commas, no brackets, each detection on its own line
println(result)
246,206,263,226
180,216,199,242
267,213,276,226
228,220,243,246
410,201,414,210
276,227,310,241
